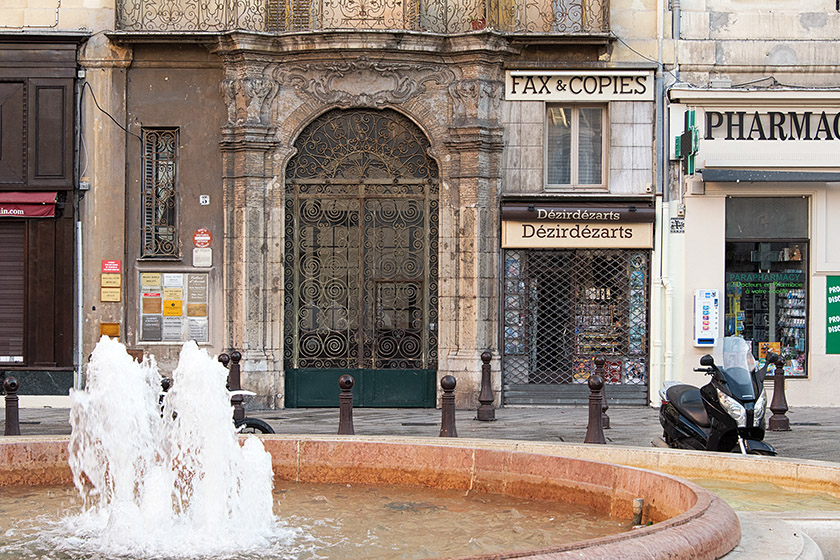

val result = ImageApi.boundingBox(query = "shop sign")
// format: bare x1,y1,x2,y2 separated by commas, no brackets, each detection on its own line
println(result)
827,276,840,354
501,203,654,249
505,71,654,102
0,191,57,218
671,104,840,169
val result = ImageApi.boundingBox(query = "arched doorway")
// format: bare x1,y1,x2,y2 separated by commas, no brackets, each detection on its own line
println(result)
283,109,439,407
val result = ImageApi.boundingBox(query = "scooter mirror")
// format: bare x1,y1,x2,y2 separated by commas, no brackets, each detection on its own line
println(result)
699,354,715,367
766,352,780,364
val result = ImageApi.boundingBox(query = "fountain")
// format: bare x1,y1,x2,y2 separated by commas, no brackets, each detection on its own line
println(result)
0,338,742,559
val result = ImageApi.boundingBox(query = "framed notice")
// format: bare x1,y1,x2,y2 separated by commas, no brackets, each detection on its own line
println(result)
139,272,209,343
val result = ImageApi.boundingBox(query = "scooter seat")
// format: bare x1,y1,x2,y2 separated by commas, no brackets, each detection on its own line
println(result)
666,384,710,428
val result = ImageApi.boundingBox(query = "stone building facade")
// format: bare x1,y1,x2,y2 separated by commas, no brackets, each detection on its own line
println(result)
3,0,672,409
663,2,840,406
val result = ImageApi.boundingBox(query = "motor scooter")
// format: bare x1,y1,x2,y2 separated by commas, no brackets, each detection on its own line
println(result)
657,336,777,455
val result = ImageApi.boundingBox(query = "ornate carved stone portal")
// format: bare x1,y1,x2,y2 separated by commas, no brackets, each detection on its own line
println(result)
215,33,506,408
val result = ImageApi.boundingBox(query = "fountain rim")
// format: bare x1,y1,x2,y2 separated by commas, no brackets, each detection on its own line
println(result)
1,434,740,560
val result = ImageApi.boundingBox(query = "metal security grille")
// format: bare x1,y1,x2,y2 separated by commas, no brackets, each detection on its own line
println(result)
141,128,178,258
503,249,649,405
284,109,439,372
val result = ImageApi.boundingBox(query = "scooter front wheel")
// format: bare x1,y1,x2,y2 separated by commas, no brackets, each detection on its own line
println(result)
746,449,775,456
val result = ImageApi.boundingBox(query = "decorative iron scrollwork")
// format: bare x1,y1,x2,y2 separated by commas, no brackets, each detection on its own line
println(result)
141,128,178,258
284,109,439,370
117,0,609,34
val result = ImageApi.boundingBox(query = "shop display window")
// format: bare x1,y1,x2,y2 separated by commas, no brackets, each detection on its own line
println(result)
724,241,808,376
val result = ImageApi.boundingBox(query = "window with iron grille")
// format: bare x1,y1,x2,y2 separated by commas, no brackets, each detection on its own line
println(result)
141,128,178,258
502,248,649,387
546,105,606,189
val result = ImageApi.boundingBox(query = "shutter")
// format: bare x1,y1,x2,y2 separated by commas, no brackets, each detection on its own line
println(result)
0,221,25,363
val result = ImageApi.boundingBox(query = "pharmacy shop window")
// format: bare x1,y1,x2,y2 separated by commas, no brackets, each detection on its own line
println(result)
545,105,606,189
724,197,809,377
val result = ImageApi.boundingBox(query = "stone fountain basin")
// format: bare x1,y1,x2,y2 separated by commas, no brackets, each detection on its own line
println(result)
1,435,738,560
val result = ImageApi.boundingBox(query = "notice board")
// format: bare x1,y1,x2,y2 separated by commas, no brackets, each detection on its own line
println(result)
139,272,209,343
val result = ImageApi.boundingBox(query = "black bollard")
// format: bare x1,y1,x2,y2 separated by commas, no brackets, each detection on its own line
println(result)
594,356,610,429
229,351,245,424
584,372,606,444
476,351,495,421
3,376,21,436
338,374,355,435
768,355,791,431
439,375,458,437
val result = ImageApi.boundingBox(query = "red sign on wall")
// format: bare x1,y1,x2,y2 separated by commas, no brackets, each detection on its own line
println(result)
102,260,121,273
193,228,212,248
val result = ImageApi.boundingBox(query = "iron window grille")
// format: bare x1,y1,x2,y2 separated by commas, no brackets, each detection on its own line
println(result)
502,248,649,386
141,128,179,258
545,105,607,189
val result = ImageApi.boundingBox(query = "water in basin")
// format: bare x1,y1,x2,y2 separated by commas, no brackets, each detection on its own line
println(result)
0,337,630,560
0,480,629,559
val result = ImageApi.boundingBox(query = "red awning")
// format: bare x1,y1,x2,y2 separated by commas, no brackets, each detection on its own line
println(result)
0,192,57,218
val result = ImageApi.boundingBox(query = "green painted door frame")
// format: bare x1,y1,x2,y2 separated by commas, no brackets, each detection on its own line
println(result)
284,368,437,407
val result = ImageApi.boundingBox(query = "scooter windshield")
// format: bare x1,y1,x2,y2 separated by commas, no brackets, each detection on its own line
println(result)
720,337,757,399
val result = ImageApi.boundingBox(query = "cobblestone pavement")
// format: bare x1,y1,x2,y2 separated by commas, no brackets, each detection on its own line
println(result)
4,405,840,464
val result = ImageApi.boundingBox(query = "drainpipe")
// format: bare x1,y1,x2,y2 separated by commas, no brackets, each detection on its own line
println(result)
74,73,84,391
76,221,83,390
663,0,679,382
671,0,681,80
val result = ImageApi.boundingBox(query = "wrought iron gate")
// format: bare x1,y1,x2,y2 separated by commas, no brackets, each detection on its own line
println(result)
283,109,439,407
502,249,649,405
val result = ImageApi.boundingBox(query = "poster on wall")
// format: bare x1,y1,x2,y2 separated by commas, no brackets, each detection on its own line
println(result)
827,276,840,354
139,272,209,343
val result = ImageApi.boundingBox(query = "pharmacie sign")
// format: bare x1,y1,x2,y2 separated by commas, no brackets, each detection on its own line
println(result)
505,71,654,102
670,104,840,168
501,202,654,249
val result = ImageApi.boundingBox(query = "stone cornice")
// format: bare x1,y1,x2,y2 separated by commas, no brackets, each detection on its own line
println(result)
220,125,279,152
445,125,505,152
212,30,520,60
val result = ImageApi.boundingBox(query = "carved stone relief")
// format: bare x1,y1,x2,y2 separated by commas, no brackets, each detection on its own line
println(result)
272,56,456,109
220,65,281,127
450,78,504,124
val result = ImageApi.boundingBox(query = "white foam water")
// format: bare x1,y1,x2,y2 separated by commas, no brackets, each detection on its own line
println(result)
60,336,299,559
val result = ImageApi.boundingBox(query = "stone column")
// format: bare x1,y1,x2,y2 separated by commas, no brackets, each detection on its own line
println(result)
77,34,133,372
217,43,283,408
440,76,504,409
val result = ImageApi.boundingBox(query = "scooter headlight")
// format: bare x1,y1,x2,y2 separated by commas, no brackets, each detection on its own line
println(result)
754,387,767,427
716,387,747,428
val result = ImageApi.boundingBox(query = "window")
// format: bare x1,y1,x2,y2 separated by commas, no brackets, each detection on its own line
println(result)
546,105,605,188
724,197,809,377
141,128,178,258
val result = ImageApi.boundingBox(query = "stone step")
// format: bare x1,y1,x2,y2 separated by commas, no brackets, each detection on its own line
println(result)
725,512,826,560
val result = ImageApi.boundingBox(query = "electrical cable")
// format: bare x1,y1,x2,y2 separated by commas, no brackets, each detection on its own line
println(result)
609,31,679,82
82,81,142,141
